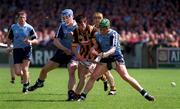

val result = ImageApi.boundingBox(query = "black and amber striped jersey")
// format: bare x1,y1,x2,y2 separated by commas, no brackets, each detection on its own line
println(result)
72,25,97,59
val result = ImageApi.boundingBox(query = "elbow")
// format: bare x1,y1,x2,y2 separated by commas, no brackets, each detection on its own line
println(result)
53,38,58,46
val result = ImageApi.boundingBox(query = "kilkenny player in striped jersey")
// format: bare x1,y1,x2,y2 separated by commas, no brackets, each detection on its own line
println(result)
70,14,98,100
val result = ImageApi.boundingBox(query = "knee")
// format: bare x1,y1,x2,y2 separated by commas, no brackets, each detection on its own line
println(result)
14,69,21,76
91,74,99,81
121,74,131,82
21,68,28,74
68,63,77,70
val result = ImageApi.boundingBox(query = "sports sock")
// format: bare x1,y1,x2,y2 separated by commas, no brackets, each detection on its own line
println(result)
110,86,116,91
36,78,44,86
140,89,148,96
11,77,15,81
23,82,29,88
81,92,87,98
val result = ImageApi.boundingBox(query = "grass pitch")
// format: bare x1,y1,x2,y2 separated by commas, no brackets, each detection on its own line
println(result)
0,68,180,109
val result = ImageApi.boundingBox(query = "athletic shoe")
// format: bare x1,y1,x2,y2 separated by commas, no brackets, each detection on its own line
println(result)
77,93,86,101
144,94,155,101
22,86,28,94
10,80,15,84
28,83,44,91
10,77,15,84
66,90,76,101
108,90,116,95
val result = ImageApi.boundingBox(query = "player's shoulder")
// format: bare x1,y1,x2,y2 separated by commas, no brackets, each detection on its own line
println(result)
73,20,78,27
25,23,34,29
87,25,93,29
61,21,66,26
95,31,100,37
11,23,17,29
109,29,117,33
109,29,119,36
86,25,95,32
59,21,67,28
90,25,98,32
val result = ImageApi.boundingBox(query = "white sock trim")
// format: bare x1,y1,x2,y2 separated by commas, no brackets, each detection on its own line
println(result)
143,92,148,97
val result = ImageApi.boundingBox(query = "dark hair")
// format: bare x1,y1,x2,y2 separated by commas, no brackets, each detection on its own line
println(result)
17,10,27,18
75,14,87,24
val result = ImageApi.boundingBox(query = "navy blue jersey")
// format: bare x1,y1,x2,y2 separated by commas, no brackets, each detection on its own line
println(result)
95,29,122,57
8,23,37,48
55,21,77,49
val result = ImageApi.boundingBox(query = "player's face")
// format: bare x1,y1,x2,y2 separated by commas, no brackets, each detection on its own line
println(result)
100,28,109,36
78,19,87,31
18,14,27,25
93,16,103,28
62,16,73,26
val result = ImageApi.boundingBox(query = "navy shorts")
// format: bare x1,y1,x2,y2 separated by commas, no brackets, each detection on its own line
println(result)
100,55,125,70
50,49,72,65
13,46,32,64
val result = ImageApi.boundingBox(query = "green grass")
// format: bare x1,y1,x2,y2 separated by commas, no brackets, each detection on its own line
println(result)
0,68,180,109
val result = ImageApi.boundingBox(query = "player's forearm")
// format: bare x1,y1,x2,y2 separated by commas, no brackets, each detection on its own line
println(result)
90,44,99,56
30,39,38,45
91,48,99,56
101,47,116,58
53,38,69,51
6,38,12,47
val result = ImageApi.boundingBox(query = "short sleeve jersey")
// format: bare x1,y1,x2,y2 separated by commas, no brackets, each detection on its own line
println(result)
95,29,122,57
55,21,77,49
8,23,37,48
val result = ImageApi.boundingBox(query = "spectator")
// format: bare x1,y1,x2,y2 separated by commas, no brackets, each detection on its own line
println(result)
0,0,179,49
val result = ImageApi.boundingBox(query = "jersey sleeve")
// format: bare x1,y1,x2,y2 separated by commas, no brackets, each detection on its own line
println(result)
111,31,119,47
95,32,102,50
72,28,79,47
55,23,64,39
8,25,14,41
29,28,37,40
89,26,98,45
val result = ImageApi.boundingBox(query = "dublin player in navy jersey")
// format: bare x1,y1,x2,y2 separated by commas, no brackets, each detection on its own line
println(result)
6,16,24,84
78,18,155,101
7,11,38,93
93,12,117,95
28,9,78,97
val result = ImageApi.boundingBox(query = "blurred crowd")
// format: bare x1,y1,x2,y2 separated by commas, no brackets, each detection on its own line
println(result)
0,0,180,48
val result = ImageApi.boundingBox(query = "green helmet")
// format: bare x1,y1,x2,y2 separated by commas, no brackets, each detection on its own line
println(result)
99,18,110,28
